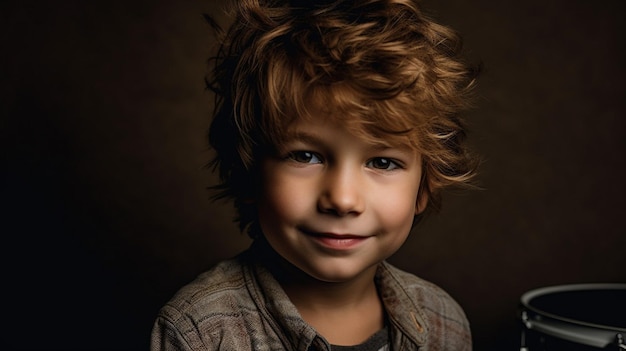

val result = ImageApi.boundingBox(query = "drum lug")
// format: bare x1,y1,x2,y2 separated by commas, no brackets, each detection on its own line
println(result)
520,311,529,351
617,333,625,350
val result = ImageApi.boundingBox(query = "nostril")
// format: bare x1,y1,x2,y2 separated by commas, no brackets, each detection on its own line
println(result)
317,167,365,216
317,188,364,216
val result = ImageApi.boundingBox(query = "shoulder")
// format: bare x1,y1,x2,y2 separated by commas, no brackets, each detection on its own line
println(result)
381,262,467,320
378,262,472,349
384,263,465,318
159,257,250,323
151,257,257,350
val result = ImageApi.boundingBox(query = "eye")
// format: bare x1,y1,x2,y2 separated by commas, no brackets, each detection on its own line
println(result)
287,151,323,164
367,157,401,170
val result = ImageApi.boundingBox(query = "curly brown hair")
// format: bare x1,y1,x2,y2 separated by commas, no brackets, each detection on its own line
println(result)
206,0,479,235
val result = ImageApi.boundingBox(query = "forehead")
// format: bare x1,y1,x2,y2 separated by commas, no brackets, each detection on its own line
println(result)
263,82,422,152
282,109,416,152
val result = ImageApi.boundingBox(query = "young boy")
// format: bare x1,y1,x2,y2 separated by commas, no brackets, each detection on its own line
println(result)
152,0,478,349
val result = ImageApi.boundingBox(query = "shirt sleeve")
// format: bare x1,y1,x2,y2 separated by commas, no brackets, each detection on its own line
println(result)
150,314,197,351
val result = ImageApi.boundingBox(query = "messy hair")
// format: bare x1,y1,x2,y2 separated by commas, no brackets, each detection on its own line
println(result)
206,0,479,235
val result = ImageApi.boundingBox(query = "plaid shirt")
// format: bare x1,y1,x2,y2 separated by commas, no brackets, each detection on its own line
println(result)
151,247,471,351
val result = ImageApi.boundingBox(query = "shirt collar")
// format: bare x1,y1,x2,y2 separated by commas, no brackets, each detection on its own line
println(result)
376,261,428,347
242,241,329,350
242,241,427,349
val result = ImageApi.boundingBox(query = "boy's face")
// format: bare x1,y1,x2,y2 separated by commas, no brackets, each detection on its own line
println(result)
257,116,426,283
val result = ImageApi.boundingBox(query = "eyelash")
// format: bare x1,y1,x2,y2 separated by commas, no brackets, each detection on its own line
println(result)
366,157,402,171
286,151,322,164
286,151,403,171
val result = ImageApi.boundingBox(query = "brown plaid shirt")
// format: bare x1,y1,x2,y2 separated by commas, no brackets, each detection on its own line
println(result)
151,248,471,351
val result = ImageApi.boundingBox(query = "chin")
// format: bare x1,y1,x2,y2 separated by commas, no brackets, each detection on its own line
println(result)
299,260,378,284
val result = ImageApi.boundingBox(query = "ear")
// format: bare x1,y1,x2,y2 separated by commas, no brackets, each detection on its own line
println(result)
415,187,429,215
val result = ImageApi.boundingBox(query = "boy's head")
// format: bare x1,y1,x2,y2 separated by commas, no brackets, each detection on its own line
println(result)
207,0,478,237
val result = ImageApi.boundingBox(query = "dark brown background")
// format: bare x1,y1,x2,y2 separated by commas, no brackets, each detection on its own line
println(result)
2,0,625,350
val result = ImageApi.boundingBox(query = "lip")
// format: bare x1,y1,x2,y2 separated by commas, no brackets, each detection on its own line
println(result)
302,230,371,251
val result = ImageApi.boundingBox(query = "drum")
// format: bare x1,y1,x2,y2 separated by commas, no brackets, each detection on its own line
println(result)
519,283,626,350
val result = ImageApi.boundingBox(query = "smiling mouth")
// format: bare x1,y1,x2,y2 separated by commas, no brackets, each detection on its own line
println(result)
311,232,365,239
301,229,370,250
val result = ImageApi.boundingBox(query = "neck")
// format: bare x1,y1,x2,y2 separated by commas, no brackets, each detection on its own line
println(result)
293,269,378,309
255,237,380,310
253,238,385,345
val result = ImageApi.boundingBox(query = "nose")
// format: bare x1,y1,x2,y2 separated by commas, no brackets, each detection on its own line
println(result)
317,165,365,216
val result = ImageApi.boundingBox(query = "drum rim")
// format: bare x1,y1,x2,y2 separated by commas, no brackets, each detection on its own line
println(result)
520,283,626,332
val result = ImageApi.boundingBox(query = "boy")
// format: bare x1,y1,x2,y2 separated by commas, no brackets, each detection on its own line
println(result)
152,0,478,349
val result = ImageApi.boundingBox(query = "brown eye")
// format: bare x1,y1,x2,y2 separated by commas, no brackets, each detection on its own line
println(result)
288,151,322,164
367,157,400,170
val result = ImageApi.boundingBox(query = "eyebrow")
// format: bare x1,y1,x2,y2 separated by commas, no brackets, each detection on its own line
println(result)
282,131,321,145
283,130,413,152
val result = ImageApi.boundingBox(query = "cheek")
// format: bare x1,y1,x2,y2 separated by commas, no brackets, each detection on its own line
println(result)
374,185,419,227
376,195,416,255
259,174,312,227
379,200,416,235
